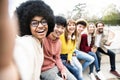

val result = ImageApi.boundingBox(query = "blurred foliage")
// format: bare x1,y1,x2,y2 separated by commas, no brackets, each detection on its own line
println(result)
101,4,120,25
68,3,86,20
70,3,120,26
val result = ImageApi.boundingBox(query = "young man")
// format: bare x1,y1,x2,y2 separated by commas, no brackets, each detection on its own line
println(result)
95,22,120,78
41,16,77,80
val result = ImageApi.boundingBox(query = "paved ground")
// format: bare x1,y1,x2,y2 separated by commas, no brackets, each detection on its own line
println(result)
83,51,120,80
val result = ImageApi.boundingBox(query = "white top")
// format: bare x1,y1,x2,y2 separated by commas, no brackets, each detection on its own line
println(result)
95,34,102,47
87,34,91,46
13,35,44,80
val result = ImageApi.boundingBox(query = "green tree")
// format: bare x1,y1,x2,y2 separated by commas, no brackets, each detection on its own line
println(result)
102,4,120,25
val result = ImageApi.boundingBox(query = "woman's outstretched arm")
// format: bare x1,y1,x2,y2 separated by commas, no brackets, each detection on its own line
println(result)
0,0,17,68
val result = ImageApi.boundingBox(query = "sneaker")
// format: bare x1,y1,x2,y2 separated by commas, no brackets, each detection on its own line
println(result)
89,73,96,80
110,70,120,78
96,71,106,80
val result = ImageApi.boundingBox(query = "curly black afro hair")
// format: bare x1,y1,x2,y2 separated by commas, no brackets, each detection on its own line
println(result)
16,0,55,36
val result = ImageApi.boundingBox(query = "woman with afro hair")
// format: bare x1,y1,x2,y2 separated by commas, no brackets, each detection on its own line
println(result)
0,0,55,80
14,0,55,80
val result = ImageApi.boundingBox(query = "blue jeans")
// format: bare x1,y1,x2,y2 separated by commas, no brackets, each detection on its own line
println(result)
96,47,116,71
88,52,100,73
61,54,83,80
74,49,94,71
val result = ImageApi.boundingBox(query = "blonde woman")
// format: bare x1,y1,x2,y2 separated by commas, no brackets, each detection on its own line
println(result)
60,19,83,80
80,23,105,80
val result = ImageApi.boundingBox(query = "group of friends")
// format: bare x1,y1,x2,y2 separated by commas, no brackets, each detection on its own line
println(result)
0,0,120,80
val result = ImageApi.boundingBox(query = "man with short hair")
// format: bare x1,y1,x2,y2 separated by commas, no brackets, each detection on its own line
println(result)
95,22,120,78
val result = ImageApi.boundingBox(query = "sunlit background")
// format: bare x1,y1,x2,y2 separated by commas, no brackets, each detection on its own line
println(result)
9,0,120,22
9,0,120,51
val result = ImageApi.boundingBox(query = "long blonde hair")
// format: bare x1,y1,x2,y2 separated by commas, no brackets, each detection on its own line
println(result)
87,23,96,47
87,22,96,37
64,19,77,43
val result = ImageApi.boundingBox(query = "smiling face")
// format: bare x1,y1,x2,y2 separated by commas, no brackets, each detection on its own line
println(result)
30,16,48,41
67,22,76,35
96,23,104,34
76,24,85,34
52,24,65,38
88,23,95,34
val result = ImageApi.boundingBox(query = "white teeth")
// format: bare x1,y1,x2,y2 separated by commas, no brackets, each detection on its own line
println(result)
37,30,44,33
57,31,60,35
69,28,74,31
56,32,60,36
